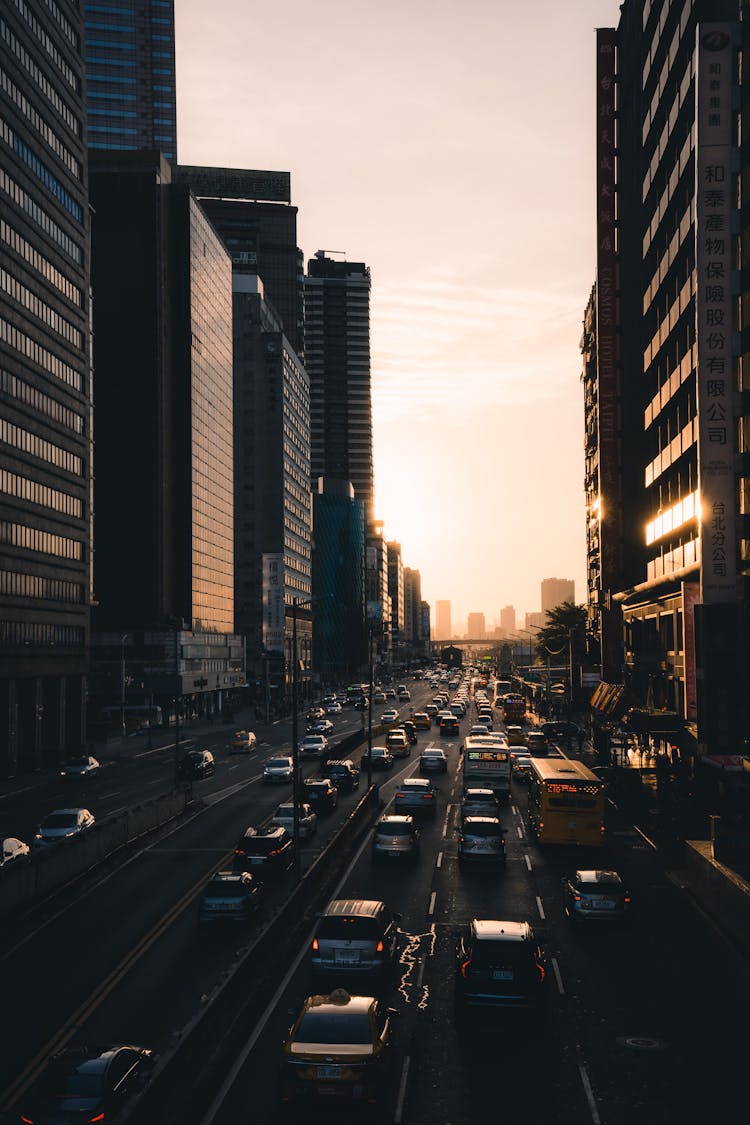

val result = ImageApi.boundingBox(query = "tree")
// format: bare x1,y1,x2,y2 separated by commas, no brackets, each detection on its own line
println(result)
535,602,588,665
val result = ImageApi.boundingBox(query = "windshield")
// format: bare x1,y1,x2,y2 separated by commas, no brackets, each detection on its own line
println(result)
42,813,78,829
266,759,290,769
376,822,412,836
295,1011,371,1045
464,821,502,837
317,916,381,941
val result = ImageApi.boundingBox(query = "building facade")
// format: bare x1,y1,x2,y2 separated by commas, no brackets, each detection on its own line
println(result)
541,578,575,614
500,605,516,633
467,612,486,639
304,253,374,523
387,541,404,662
0,0,92,776
366,519,391,664
83,0,177,159
435,599,451,641
312,478,365,684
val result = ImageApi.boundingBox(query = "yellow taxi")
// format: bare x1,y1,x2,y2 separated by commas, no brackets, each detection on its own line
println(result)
412,711,431,730
229,729,257,754
281,989,396,1107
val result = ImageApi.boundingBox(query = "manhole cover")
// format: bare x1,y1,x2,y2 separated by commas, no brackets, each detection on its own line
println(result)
616,1036,668,1052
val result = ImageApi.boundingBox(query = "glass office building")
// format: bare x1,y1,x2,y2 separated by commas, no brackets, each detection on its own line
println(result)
0,0,92,776
84,0,177,159
312,479,365,683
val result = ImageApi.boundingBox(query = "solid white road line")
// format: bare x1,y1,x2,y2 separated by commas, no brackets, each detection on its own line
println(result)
524,854,532,872
578,1063,601,1124
394,1056,411,1124
535,895,545,920
551,956,565,994
427,891,436,916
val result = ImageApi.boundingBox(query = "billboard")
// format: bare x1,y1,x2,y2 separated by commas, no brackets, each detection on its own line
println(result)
262,553,285,655
175,165,291,203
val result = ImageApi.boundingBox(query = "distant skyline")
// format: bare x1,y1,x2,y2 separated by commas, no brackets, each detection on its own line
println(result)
176,0,622,624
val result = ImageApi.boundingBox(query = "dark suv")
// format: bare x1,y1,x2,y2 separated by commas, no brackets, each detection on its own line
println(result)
310,898,401,980
323,759,360,793
233,825,293,880
19,1045,154,1123
455,919,546,1013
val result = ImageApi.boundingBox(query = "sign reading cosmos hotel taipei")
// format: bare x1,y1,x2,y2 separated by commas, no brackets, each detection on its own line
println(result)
695,24,738,604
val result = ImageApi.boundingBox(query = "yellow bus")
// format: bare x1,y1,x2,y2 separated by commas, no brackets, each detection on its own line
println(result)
526,758,605,846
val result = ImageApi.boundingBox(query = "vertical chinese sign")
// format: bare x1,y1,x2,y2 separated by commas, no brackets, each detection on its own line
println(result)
695,24,737,604
262,553,285,655
682,580,700,722
596,28,622,682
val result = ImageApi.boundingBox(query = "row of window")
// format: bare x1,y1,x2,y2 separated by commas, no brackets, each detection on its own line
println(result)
0,316,82,391
1,268,83,350
0,169,83,265
0,415,83,476
87,72,135,85
0,620,85,647
88,125,137,135
0,568,84,604
1,219,83,307
0,19,80,136
13,0,80,93
0,118,83,222
0,467,83,519
89,107,135,117
1,66,81,180
0,367,84,434
0,520,83,560
45,0,79,50
88,89,134,101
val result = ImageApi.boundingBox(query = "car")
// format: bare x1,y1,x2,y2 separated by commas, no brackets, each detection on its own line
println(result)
325,701,343,714
460,787,500,818
505,725,525,745
19,1044,155,1124
33,807,95,848
412,711,431,730
271,801,318,838
562,869,631,923
469,723,491,736
450,701,466,718
455,919,547,1012
1,836,30,866
476,710,493,727
385,729,410,757
310,898,401,979
303,777,339,814
233,825,293,879
361,745,394,771
263,755,293,782
385,688,397,699
59,754,100,779
457,816,506,863
424,703,439,719
525,731,549,755
380,708,400,728
397,688,411,702
299,734,330,760
281,990,396,1107
353,696,370,710
198,870,261,925
393,777,438,816
372,814,420,861
228,729,257,754
439,715,460,737
420,748,448,774
306,718,334,736
306,706,325,720
512,753,533,781
323,759,360,792
541,720,581,741
401,720,418,744
178,748,215,779
372,690,387,704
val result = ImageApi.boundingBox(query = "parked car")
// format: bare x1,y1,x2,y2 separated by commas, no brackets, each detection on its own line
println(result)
18,1044,155,1124
262,756,293,783
33,808,95,849
323,759,360,792
1,837,30,866
420,748,448,774
455,919,547,1013
361,746,394,771
299,734,330,760
385,729,410,757
233,825,293,879
393,777,438,817
281,990,395,1107
562,869,631,924
271,801,318,838
303,777,339,814
198,870,261,925
457,816,506,863
228,729,257,754
178,748,215,779
372,814,420,861
310,898,401,980
59,754,100,779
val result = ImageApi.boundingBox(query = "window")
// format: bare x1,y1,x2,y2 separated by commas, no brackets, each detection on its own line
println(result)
0,120,83,221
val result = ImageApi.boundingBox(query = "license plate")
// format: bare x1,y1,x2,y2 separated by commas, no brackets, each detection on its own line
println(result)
317,1065,342,1078
492,969,513,980
593,900,616,909
250,857,263,866
335,950,360,964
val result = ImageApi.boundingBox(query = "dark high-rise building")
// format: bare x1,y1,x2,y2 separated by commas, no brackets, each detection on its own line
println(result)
304,253,374,522
173,165,304,357
312,478,365,684
387,541,404,659
0,0,92,776
83,0,177,159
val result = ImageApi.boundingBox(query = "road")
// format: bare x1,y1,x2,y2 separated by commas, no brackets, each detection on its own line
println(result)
2,678,747,1123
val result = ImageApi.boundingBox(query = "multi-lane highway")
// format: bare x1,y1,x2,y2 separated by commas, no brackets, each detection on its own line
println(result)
2,675,748,1124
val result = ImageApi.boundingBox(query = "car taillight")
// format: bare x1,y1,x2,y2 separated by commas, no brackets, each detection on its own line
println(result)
535,960,546,982
267,849,280,856
572,892,581,901
234,848,246,856
87,1115,105,1123
20,1116,34,1124
312,937,319,951
458,835,465,843
624,895,631,904
460,956,472,978
375,939,384,953
422,794,434,800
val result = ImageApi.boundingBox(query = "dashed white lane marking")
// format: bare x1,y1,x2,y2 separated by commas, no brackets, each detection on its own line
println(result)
511,804,518,815
578,1063,601,1124
525,854,532,871
536,895,546,920
441,806,451,837
436,851,443,868
551,957,565,994
516,825,523,839
427,891,436,916
99,791,120,799
394,1056,411,1123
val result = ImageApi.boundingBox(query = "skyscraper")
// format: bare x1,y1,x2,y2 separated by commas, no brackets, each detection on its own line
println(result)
500,605,516,633
83,0,177,159
304,253,374,522
1,0,92,776
435,600,452,641
541,578,575,614
467,612,486,639
387,542,404,657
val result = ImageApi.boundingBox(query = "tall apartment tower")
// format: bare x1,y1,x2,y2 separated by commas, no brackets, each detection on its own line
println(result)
467,612,486,639
435,600,452,640
1,0,92,777
83,0,177,159
541,578,575,614
403,567,423,647
500,605,516,633
387,541,405,657
304,253,374,523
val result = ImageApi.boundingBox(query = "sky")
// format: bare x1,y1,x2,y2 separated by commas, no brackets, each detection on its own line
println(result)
176,0,623,630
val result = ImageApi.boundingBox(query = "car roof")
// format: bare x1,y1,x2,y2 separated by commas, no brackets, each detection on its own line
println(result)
464,787,495,797
401,777,431,788
575,869,623,883
302,990,374,1017
240,825,286,839
327,759,355,767
422,748,446,755
378,814,413,825
210,870,249,883
471,919,531,942
323,899,386,918
463,816,502,826
45,807,87,816
305,777,332,786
